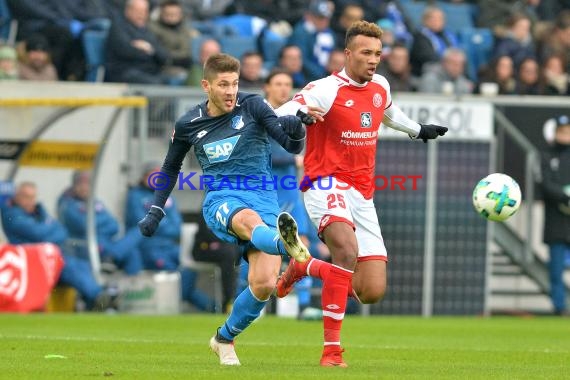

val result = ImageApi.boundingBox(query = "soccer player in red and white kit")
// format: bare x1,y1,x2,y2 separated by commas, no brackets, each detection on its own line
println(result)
275,20,447,367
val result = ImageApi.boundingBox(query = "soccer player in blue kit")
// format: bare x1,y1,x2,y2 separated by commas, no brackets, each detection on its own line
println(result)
137,53,313,365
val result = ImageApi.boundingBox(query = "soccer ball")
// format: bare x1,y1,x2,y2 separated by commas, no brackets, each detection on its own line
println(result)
472,173,522,222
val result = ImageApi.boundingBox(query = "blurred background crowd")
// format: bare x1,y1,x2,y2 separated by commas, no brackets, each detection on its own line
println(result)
0,0,569,96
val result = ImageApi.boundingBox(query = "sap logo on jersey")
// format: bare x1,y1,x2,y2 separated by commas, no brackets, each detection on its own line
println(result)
204,135,241,163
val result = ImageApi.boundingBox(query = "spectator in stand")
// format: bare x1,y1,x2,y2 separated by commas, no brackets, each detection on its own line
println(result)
1,182,117,311
179,0,233,21
18,35,58,81
105,0,170,84
539,115,570,316
149,0,196,86
410,6,459,76
125,162,217,312
536,0,570,21
541,54,570,96
187,38,221,87
58,170,143,275
7,0,109,81
332,0,386,24
538,10,570,73
288,0,336,82
263,68,317,320
376,43,416,93
239,51,265,88
277,44,307,88
0,45,18,80
376,18,396,59
476,55,517,95
325,49,345,74
514,57,542,94
477,0,540,38
332,3,364,50
493,12,536,70
418,48,473,95
229,0,306,26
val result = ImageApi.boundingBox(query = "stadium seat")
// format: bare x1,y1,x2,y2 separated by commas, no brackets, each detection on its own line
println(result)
179,223,223,313
399,0,426,32
458,27,494,81
191,20,236,39
0,0,17,45
82,29,109,82
220,35,258,60
190,35,214,63
259,29,286,70
439,2,476,35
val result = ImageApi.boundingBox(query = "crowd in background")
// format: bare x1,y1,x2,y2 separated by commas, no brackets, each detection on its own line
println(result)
0,0,569,96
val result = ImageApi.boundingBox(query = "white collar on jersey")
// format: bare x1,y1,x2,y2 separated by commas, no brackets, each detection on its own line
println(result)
336,69,368,88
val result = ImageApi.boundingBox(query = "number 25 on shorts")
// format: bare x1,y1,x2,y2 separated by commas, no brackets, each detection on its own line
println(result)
327,194,346,209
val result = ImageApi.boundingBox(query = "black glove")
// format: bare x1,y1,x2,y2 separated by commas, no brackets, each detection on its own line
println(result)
416,124,448,143
296,109,316,125
278,115,305,139
138,205,165,237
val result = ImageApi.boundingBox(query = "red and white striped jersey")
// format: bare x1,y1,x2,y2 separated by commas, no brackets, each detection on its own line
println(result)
292,69,393,199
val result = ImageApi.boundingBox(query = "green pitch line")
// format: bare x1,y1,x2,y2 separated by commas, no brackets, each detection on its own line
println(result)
0,314,568,380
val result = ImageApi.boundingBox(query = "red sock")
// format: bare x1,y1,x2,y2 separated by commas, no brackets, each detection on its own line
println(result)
321,265,353,347
307,257,331,280
308,259,355,298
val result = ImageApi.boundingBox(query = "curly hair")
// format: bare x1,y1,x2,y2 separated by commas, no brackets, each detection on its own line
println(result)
345,20,384,48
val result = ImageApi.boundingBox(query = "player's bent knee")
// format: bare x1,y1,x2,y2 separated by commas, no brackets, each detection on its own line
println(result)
356,286,386,304
249,279,277,300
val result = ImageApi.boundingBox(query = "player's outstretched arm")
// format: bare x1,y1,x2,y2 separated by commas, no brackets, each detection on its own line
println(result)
138,129,191,237
274,115,306,154
382,104,447,142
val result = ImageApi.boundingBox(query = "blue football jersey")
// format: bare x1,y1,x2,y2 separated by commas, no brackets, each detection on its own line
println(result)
152,92,304,209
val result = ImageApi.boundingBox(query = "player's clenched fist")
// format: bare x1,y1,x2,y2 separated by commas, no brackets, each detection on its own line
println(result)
416,124,448,143
138,205,165,237
277,115,305,139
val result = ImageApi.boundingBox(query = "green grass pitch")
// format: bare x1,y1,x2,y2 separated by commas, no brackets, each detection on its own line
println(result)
1,313,569,379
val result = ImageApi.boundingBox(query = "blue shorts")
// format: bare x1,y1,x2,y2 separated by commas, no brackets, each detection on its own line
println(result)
203,189,280,254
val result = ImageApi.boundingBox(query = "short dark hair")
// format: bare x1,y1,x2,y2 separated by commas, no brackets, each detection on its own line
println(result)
555,9,570,30
241,51,263,62
264,68,293,84
159,0,181,7
345,20,383,48
278,44,300,61
203,53,240,81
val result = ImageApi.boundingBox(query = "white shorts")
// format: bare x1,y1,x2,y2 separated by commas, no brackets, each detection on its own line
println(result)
303,177,388,261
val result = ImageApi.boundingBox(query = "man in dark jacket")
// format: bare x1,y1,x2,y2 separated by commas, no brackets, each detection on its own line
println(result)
8,0,108,80
105,0,169,84
540,115,570,316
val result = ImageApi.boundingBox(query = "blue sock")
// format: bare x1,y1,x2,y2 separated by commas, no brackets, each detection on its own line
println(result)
219,286,267,341
295,276,313,309
251,225,286,255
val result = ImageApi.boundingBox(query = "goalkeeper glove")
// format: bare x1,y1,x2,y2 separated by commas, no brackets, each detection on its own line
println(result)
416,124,448,143
138,205,165,237
278,115,305,139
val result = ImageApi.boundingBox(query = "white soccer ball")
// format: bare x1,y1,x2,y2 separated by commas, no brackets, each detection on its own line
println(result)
472,173,522,222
